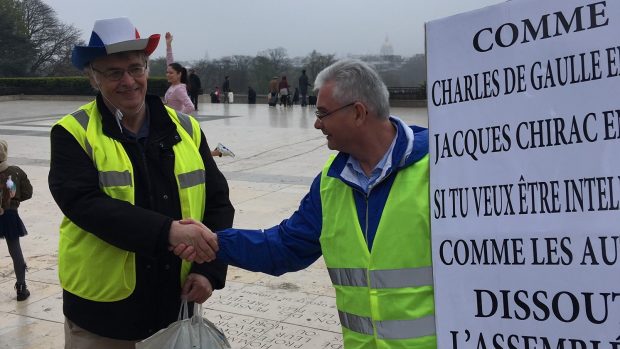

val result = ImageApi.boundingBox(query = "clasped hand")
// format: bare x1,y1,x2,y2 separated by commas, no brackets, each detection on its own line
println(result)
168,219,218,263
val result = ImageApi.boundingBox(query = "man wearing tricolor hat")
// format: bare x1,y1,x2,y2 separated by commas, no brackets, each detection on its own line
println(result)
48,17,234,348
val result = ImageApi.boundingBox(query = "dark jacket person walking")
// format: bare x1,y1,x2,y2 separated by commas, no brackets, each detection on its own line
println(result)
188,68,202,110
298,69,311,106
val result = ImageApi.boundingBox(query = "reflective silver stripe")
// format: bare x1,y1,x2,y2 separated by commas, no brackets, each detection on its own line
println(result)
176,111,193,138
99,171,132,187
84,140,93,159
375,315,436,340
70,109,93,159
370,267,433,289
339,311,436,340
338,311,373,336
328,267,433,288
328,268,367,287
71,109,89,130
178,170,205,189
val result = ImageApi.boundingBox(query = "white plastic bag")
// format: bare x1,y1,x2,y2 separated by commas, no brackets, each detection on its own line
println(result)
137,300,230,349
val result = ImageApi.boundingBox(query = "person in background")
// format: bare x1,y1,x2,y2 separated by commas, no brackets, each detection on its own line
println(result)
164,32,195,114
188,68,202,111
268,76,279,106
210,87,218,103
222,76,230,103
166,32,233,158
165,32,230,157
175,59,436,348
213,86,221,103
278,76,289,106
247,86,256,104
298,69,311,107
49,17,234,348
0,139,33,302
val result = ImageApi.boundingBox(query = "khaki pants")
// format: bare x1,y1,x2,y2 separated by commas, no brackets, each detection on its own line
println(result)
64,318,137,349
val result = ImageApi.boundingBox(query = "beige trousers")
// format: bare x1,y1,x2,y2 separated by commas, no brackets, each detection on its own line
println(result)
64,318,137,349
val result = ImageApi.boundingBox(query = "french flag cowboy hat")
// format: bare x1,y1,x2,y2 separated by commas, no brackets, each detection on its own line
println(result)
72,17,160,70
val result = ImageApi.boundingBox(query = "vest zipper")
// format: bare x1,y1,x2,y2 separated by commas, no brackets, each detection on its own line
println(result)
362,168,395,248
364,194,370,249
350,185,372,248
360,180,387,338
362,190,378,337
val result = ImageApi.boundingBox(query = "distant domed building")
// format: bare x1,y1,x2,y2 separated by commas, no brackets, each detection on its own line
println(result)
380,36,394,56
347,34,405,73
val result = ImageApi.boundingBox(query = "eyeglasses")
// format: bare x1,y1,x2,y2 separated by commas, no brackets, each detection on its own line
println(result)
315,102,356,120
90,64,148,81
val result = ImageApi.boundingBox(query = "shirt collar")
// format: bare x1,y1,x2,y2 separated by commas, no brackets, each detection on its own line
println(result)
341,121,399,193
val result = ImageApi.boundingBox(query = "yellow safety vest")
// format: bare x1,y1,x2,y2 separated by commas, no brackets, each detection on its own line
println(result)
319,154,436,349
56,101,205,302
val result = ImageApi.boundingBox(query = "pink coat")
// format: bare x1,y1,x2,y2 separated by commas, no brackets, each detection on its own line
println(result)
165,44,195,114
165,84,194,114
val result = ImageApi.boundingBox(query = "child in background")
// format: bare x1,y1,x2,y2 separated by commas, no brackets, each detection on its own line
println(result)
0,140,33,301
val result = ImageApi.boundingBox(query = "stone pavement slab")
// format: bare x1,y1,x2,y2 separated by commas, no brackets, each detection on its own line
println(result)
0,99,428,348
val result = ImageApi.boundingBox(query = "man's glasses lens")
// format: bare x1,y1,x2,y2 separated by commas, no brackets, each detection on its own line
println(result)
315,110,328,118
315,102,356,119
93,66,147,81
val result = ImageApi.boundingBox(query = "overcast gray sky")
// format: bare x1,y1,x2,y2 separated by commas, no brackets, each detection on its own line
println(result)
45,0,504,62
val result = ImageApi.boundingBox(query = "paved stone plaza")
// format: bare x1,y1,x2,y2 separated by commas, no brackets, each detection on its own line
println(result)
0,98,428,349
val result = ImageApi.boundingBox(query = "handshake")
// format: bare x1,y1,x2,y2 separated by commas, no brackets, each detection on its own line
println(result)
168,219,219,264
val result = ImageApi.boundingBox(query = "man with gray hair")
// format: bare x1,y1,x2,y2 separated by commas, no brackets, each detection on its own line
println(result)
176,59,435,348
48,17,234,348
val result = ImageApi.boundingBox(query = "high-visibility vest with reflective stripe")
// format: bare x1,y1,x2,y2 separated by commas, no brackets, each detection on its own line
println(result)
319,154,436,349
55,101,205,302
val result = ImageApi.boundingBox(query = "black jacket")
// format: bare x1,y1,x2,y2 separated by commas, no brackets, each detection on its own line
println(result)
48,94,234,340
188,73,202,94
298,73,310,94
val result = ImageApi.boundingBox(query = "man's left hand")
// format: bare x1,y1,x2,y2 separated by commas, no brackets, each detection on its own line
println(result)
182,273,213,304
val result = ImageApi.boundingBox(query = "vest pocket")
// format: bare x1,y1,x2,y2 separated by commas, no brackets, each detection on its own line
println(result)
59,227,136,302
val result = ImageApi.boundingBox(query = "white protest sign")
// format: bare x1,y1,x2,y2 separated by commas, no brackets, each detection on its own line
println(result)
426,0,620,348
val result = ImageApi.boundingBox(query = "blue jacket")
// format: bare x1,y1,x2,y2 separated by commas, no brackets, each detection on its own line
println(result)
217,117,429,275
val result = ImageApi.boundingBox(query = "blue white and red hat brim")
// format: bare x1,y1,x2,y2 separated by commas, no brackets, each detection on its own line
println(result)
72,17,160,70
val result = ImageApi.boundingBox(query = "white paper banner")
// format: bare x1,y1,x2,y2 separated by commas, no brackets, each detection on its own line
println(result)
427,0,620,348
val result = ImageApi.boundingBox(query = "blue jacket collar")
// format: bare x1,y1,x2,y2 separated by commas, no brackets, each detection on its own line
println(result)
327,116,429,184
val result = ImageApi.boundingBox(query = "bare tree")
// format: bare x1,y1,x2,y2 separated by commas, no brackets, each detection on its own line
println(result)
147,57,168,77
47,34,84,76
302,50,336,83
248,56,275,93
18,0,81,75
258,47,290,74
0,0,34,77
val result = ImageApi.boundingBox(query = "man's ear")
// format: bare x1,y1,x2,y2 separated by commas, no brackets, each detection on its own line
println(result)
353,102,368,125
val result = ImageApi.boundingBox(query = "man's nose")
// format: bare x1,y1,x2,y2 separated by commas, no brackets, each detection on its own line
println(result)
119,70,135,84
314,118,322,129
